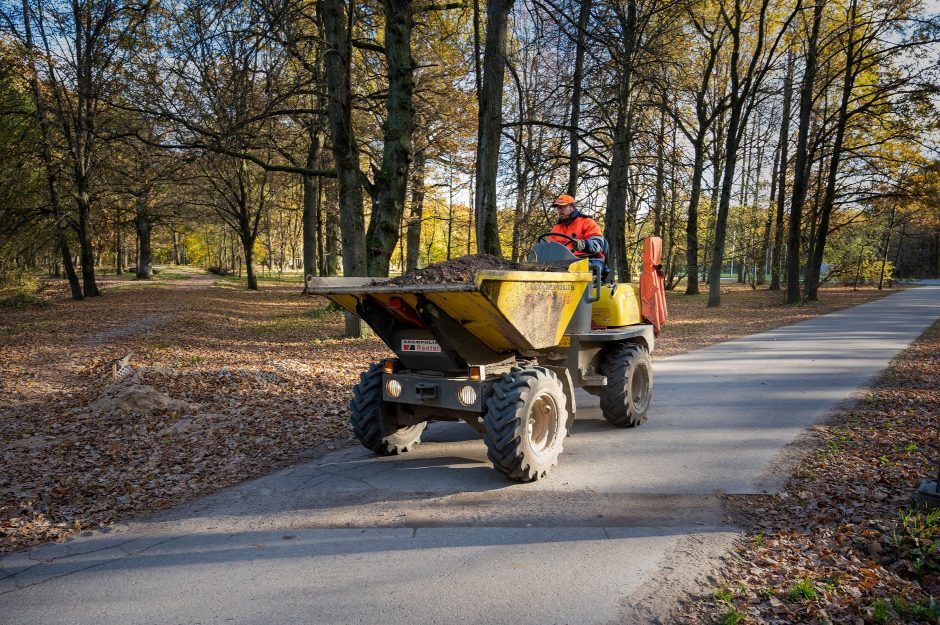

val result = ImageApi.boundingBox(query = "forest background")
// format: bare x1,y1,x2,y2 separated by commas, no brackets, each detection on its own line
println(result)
1,0,939,319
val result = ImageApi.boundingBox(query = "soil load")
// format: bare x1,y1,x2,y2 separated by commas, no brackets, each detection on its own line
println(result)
373,254,568,287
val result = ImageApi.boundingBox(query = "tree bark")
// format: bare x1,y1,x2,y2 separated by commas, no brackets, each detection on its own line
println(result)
325,179,341,276
474,0,514,256
242,235,258,290
684,135,706,294
321,0,366,280
770,53,794,291
365,0,415,276
604,0,637,282
76,192,100,296
706,44,745,305
135,192,153,279
116,210,123,275
321,0,367,336
302,126,324,290
406,150,425,272
653,106,667,238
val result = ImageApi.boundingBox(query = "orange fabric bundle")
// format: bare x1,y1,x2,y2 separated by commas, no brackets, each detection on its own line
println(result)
639,237,668,335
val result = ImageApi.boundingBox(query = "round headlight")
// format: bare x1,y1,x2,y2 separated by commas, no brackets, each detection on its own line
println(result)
457,384,478,406
386,379,402,398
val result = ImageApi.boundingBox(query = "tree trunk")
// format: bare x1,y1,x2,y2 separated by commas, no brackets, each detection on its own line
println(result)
653,107,666,238
758,142,779,287
242,235,258,290
877,204,896,290
770,53,794,291
76,192,100,296
606,95,629,282
325,179,341,276
804,0,858,301
890,223,906,287
474,0,514,256
566,0,592,197
706,90,744,307
135,195,153,279
116,210,123,275
58,232,83,300
684,131,707,295
406,150,425,271
366,0,415,277
302,126,323,290
321,0,366,280
785,0,823,304
321,0,366,336
604,0,636,282
171,227,181,265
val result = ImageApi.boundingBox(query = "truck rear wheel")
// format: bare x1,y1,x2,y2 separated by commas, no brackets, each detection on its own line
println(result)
483,366,568,482
598,344,652,427
350,363,426,455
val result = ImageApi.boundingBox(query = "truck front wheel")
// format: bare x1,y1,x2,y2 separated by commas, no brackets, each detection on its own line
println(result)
350,363,426,455
483,366,568,482
598,344,652,427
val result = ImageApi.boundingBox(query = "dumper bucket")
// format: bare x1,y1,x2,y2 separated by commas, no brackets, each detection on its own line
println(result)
306,260,592,367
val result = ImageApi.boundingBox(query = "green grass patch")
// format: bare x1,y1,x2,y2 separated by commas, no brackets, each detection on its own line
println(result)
0,291,49,308
713,587,735,604
787,577,818,601
718,608,745,625
892,506,940,577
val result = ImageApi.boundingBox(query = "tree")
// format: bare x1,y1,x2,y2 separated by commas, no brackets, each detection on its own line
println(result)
3,0,152,297
474,0,514,256
705,0,800,307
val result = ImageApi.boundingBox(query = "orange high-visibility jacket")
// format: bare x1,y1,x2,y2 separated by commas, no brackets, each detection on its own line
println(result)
549,211,605,258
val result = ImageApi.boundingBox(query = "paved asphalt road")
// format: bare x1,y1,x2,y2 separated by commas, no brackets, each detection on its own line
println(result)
3,283,939,625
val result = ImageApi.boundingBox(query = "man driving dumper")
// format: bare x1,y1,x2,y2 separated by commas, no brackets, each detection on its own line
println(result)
548,194,609,279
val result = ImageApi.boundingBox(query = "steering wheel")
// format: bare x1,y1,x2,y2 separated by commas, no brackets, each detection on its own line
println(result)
536,232,603,258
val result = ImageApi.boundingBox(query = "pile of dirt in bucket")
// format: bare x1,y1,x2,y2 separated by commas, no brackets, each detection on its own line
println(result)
374,254,567,286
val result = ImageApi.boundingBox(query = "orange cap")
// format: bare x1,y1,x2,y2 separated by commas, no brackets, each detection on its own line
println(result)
553,194,575,206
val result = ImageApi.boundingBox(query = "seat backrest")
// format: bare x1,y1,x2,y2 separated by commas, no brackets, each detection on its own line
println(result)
596,237,612,283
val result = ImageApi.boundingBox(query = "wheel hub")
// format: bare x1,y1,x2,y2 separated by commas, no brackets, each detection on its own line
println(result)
527,393,559,457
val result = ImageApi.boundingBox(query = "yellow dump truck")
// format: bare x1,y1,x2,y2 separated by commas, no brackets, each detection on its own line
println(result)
305,237,658,482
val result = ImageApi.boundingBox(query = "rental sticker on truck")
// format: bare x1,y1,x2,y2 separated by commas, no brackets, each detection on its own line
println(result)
401,339,442,353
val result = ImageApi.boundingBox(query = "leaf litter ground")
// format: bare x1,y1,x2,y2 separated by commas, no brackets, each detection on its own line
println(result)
679,320,940,625
0,268,907,555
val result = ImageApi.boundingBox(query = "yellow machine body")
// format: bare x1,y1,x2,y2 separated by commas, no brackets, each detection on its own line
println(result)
591,283,643,327
314,259,593,353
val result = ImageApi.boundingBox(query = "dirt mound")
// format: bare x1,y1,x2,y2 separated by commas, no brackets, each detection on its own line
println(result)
375,254,566,286
89,383,197,416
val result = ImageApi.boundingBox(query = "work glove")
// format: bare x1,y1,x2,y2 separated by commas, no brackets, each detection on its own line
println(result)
570,238,586,252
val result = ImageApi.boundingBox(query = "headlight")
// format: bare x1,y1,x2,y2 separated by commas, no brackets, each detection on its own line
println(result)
386,379,402,398
457,385,478,406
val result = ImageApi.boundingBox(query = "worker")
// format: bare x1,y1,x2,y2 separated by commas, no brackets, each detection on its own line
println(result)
549,194,609,279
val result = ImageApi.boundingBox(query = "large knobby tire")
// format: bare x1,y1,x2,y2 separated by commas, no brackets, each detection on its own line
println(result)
598,344,652,427
350,363,426,455
483,366,569,482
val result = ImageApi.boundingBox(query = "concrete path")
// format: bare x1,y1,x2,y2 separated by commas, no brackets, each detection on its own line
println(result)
3,284,939,625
